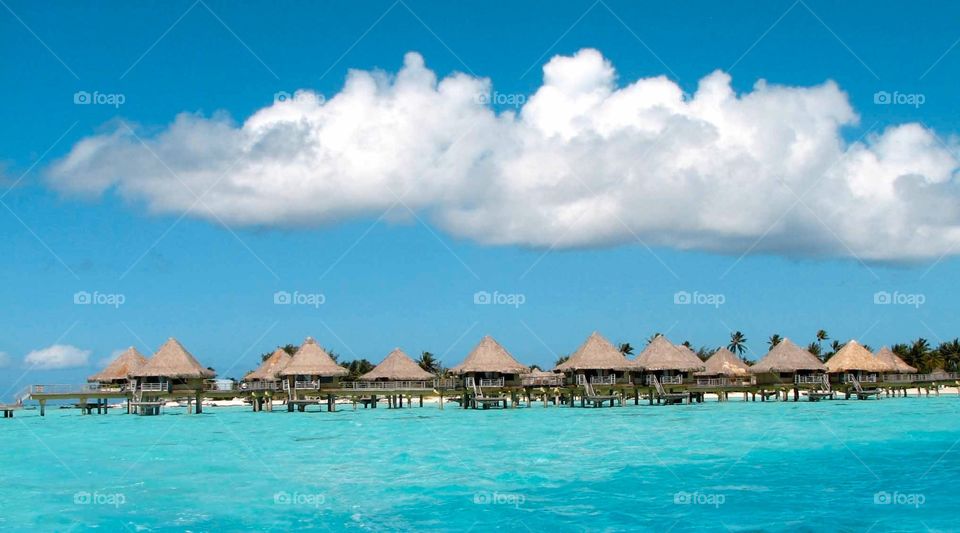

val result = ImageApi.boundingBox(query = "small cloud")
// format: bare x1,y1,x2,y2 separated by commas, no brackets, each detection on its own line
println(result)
24,344,91,370
0,352,10,368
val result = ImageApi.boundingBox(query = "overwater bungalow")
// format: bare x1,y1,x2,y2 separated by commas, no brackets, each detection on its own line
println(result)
279,337,348,410
875,346,918,383
553,332,633,387
242,348,292,391
825,340,887,392
450,335,529,392
633,335,705,387
129,338,215,414
749,339,827,398
694,347,754,387
358,348,435,389
87,346,147,392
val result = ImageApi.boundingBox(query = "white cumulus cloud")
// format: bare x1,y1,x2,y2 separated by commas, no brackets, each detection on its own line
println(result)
24,344,91,370
47,49,960,261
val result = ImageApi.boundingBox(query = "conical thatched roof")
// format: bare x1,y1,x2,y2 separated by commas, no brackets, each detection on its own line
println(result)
825,340,888,373
750,338,826,373
554,332,632,372
88,347,148,382
244,348,292,381
450,336,529,375
279,337,348,377
875,347,918,373
361,348,434,381
131,338,215,378
696,347,751,376
633,335,705,372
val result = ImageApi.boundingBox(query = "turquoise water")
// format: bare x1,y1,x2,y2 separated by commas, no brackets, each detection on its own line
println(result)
2,397,959,532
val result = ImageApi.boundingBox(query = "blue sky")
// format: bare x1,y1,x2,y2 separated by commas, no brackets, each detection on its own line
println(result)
2,0,960,395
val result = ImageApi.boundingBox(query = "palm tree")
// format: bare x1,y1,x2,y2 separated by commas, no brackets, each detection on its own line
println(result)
618,343,634,357
909,338,933,372
417,351,439,373
555,355,570,366
682,340,693,349
825,340,843,359
727,331,747,356
529,364,542,371
937,339,960,372
768,334,782,348
340,359,375,380
816,330,829,344
695,346,716,362
647,332,662,344
807,342,822,358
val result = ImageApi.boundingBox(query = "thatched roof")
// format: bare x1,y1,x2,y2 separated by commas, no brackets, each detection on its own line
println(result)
750,338,826,373
88,347,147,382
361,348,434,381
696,347,750,376
633,335,705,372
244,348,292,381
825,340,888,373
554,332,632,372
279,337,348,377
875,346,918,373
131,338,215,379
450,336,529,375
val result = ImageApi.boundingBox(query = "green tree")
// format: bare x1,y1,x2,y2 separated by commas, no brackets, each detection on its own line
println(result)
555,355,570,367
807,342,822,358
417,351,439,373
727,331,747,356
618,343,634,356
768,334,782,348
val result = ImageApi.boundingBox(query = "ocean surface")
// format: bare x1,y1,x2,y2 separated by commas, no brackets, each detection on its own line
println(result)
2,397,959,532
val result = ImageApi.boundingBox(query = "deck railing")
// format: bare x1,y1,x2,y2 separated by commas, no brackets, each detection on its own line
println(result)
590,375,617,385
522,375,564,386
647,375,682,385
29,384,103,395
465,377,505,388
794,375,824,384
338,381,435,391
292,380,320,390
694,376,755,387
242,381,280,391
139,382,169,392
844,374,878,383
883,374,916,383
